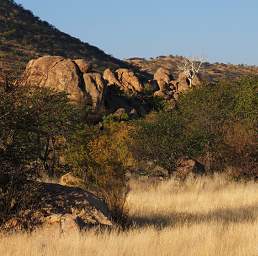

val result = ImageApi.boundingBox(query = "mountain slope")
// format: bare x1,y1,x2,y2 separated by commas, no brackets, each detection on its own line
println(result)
0,0,127,77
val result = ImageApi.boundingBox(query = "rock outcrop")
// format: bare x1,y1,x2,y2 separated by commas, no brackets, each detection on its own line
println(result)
152,67,202,100
20,56,202,116
153,68,176,100
104,68,144,93
21,56,106,110
83,73,106,110
175,72,201,93
103,68,123,88
74,59,91,73
154,67,173,91
22,56,85,103
2,182,113,232
116,68,144,92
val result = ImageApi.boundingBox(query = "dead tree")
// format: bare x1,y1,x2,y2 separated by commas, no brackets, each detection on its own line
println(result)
177,57,203,88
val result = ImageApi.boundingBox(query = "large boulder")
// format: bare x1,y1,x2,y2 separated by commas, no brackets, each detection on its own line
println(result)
115,68,144,93
44,214,80,233
2,182,113,232
175,72,201,93
104,68,144,93
154,67,174,91
21,56,106,110
83,73,106,111
74,59,91,73
21,56,86,104
103,68,123,88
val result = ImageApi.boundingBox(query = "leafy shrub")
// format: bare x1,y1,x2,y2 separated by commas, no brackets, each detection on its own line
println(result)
132,77,258,179
0,85,79,177
65,121,134,223
0,83,129,225
0,84,82,225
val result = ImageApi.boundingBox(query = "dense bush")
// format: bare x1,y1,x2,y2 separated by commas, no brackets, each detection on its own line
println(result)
0,84,81,225
66,121,134,222
0,83,129,225
0,85,79,176
132,77,258,179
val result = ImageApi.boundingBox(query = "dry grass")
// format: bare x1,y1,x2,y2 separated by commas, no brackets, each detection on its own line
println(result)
0,174,258,256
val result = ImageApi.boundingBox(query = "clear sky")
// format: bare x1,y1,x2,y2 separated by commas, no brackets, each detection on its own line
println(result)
15,0,258,65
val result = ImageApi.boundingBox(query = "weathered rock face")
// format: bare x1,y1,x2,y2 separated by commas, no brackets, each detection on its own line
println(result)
175,157,205,180
83,73,106,110
153,90,166,98
22,56,86,104
74,59,91,73
2,182,113,232
152,67,202,100
44,214,80,233
21,56,106,110
152,68,176,100
175,72,201,93
154,67,173,91
116,68,144,92
103,68,144,93
175,72,190,92
103,68,122,88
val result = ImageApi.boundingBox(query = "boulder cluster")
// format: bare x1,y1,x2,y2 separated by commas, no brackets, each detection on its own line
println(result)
21,56,201,114
104,68,143,93
21,56,106,111
21,56,145,112
153,67,201,100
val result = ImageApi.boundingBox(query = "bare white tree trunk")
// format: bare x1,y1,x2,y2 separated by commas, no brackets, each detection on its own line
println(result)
177,57,204,88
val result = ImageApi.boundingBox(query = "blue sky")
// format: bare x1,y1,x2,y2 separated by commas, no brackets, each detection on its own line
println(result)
16,0,258,65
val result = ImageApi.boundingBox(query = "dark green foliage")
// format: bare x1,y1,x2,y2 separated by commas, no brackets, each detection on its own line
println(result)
0,82,128,226
133,77,258,178
0,85,80,226
0,85,80,177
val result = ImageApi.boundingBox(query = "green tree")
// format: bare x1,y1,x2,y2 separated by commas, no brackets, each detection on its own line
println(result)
0,85,80,177
132,77,258,178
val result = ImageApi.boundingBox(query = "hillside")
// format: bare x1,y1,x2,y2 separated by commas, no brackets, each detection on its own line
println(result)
127,55,258,81
0,0,128,77
1,0,258,84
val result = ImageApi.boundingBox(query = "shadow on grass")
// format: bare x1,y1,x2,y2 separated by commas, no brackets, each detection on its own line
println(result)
128,205,258,229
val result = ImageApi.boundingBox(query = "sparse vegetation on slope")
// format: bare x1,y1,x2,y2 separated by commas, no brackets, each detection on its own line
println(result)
127,55,258,82
0,0,128,77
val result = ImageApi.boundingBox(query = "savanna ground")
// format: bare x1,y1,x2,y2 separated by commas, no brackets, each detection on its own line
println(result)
0,175,257,256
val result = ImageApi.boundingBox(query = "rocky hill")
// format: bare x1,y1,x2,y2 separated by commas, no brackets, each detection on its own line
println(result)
127,55,258,82
0,0,128,77
1,0,258,84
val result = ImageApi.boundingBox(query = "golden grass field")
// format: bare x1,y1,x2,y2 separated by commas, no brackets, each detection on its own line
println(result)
0,175,257,256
